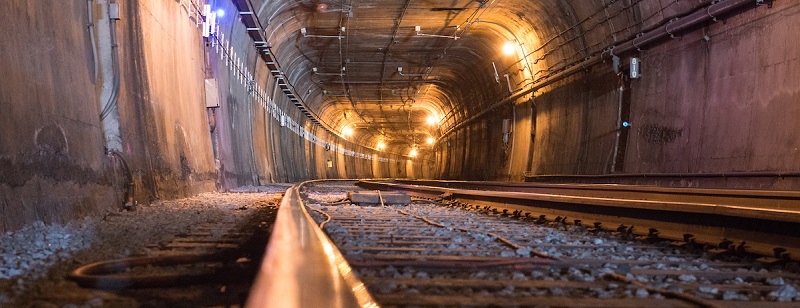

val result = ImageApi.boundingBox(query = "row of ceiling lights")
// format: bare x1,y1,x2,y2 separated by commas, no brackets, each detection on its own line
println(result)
340,113,440,158
300,16,529,158
333,35,526,158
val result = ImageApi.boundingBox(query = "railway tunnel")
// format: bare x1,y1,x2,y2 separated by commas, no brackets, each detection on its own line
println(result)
2,0,800,306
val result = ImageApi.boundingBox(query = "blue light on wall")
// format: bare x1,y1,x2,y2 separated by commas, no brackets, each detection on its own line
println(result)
216,9,225,17
622,121,630,128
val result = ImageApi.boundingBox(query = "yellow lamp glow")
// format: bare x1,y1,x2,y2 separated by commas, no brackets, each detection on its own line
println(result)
376,141,386,151
409,148,418,157
426,137,435,145
342,127,354,137
426,115,438,126
502,41,516,55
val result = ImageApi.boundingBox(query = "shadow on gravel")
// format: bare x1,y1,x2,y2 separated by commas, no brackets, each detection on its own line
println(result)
8,200,278,308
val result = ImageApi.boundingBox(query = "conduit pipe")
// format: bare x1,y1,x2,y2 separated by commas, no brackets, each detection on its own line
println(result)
107,150,135,209
438,0,769,140
611,82,624,173
100,0,121,120
246,80,261,185
86,0,99,82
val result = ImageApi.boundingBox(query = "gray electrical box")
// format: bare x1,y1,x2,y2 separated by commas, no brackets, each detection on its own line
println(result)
109,3,120,20
630,58,641,79
204,79,220,108
502,119,512,134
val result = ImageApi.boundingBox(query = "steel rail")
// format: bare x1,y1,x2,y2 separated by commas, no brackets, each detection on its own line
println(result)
246,181,378,308
395,179,800,200
294,181,800,306
362,180,800,223
314,182,727,307
357,179,800,259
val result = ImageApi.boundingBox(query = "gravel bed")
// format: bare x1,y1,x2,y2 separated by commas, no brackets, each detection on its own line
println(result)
304,183,800,304
0,188,283,307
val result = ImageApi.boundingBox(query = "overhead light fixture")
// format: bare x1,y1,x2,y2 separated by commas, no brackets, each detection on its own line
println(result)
409,148,418,157
216,9,225,17
426,137,435,145
312,66,344,76
397,66,427,77
414,26,459,40
342,126,354,137
299,27,345,39
426,115,438,126
502,41,516,55
376,141,386,151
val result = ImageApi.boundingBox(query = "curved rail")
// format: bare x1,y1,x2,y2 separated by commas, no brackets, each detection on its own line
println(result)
246,181,377,308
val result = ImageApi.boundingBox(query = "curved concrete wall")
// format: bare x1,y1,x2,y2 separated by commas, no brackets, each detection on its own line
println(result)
210,0,409,187
2,1,799,233
437,2,800,189
0,0,405,233
0,1,116,232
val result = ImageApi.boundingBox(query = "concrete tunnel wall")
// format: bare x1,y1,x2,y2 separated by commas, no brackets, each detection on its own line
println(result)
2,1,799,233
436,2,800,189
0,1,119,233
0,0,410,233
211,0,411,187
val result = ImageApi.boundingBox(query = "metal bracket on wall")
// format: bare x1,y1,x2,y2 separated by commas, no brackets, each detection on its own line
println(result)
756,0,774,8
665,18,678,38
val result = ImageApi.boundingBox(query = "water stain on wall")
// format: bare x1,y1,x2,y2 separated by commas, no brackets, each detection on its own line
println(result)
640,124,683,145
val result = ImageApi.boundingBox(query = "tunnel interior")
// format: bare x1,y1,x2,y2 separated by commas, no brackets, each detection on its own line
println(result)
1,0,799,232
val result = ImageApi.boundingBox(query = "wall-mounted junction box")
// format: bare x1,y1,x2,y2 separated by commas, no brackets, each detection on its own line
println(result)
205,79,220,108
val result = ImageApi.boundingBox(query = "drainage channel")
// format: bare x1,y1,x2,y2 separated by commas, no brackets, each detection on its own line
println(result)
302,181,799,307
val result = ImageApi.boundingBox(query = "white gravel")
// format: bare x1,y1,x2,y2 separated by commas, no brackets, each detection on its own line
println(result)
0,190,282,305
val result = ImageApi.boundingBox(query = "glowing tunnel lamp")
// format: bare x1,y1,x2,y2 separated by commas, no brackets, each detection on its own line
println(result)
409,148,418,158
426,137,435,145
426,115,438,126
376,141,386,151
216,9,225,17
342,126,354,138
502,41,516,55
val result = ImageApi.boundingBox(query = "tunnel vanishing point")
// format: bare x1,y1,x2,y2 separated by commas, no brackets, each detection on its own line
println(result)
1,0,798,233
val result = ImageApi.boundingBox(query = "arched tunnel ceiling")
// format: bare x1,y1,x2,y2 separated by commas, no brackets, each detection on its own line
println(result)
250,0,702,154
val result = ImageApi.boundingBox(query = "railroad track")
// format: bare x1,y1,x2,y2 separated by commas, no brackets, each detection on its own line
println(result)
248,180,800,307
359,179,800,260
